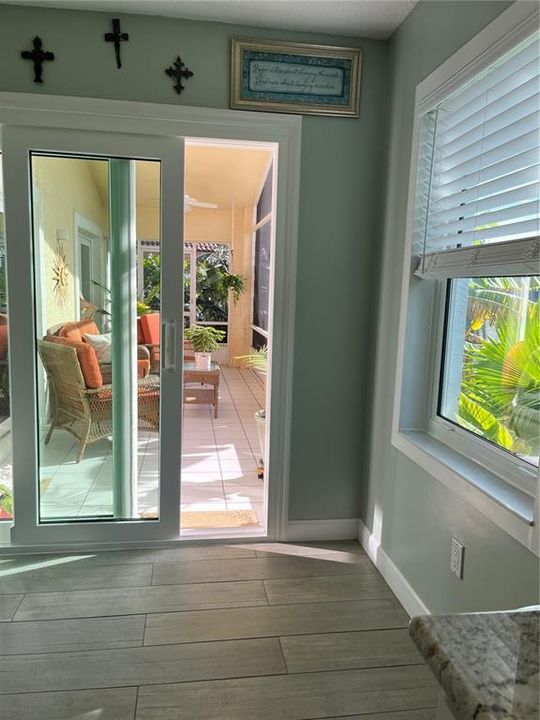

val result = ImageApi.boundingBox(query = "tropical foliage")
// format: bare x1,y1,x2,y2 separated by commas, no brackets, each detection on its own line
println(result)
236,346,268,422
142,247,245,322
236,346,268,375
0,483,13,519
193,247,245,321
142,253,161,311
455,276,540,461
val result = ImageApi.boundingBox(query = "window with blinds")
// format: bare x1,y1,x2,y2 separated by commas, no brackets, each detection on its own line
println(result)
415,30,540,280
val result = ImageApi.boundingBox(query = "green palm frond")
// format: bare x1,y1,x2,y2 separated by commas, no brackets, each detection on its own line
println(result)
456,285,540,457
236,346,268,375
458,394,514,449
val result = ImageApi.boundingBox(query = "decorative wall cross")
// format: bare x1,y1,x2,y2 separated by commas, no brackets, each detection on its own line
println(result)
105,18,129,69
165,56,194,94
21,36,55,83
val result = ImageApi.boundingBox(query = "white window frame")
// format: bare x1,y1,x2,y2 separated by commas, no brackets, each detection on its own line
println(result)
392,2,540,555
136,238,160,301
429,279,538,499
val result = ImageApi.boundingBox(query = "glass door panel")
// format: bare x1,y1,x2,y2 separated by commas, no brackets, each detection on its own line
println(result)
32,154,163,523
2,127,183,544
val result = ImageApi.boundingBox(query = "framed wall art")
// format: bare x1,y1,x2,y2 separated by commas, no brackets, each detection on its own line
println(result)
231,38,362,117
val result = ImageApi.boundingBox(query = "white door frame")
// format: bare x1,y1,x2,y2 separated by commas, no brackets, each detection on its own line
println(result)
0,92,301,547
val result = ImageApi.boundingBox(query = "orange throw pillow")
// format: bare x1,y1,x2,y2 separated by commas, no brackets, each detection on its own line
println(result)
45,336,103,389
59,320,99,343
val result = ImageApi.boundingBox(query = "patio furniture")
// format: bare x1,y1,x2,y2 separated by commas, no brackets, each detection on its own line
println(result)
137,312,197,369
39,338,160,462
52,319,151,379
138,313,160,372
183,361,220,417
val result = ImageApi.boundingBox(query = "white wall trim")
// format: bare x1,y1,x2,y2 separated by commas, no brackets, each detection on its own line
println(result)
286,518,360,542
358,519,430,617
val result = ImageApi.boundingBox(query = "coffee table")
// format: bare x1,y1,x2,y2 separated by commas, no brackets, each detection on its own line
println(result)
183,361,220,417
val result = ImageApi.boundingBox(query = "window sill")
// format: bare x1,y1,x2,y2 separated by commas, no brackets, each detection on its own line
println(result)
392,429,537,555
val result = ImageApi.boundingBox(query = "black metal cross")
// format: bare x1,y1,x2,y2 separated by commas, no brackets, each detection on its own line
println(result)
21,36,55,84
165,56,194,94
105,18,129,69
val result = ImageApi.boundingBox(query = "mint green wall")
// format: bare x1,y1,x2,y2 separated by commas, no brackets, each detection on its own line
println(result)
0,3,388,521
364,0,539,613
1,2,537,605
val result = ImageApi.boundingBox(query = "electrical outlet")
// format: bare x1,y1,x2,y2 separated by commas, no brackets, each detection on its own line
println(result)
450,537,465,579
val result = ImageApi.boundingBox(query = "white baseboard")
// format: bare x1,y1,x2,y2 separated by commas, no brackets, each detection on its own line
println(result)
286,518,360,542
358,519,430,617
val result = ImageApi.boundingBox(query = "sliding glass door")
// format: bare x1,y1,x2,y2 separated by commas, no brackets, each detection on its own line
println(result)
2,126,184,543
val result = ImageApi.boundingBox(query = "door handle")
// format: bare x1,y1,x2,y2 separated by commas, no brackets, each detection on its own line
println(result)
161,321,177,371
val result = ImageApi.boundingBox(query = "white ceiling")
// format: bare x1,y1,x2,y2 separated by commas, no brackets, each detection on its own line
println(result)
0,0,418,39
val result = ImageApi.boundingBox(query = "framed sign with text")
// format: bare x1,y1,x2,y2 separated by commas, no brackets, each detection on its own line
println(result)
231,38,362,117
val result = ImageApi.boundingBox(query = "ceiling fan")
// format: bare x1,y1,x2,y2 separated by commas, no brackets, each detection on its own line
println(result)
184,194,218,213
148,194,218,212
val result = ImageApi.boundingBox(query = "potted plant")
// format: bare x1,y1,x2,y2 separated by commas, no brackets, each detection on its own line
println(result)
237,347,268,464
185,325,225,370
220,272,245,305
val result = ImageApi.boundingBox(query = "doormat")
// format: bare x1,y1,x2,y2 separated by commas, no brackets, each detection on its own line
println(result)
181,509,260,529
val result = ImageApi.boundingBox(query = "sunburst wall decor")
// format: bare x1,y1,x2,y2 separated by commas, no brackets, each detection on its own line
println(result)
52,232,70,307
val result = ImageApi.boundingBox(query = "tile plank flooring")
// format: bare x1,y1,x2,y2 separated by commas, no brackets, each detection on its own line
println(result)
0,541,437,719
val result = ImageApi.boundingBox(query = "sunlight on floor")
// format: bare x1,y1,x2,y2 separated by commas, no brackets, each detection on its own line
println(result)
0,367,266,533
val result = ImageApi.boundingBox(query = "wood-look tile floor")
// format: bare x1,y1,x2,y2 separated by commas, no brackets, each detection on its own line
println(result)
0,541,437,719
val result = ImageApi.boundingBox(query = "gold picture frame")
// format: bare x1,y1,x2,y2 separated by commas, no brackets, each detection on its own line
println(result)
231,38,362,117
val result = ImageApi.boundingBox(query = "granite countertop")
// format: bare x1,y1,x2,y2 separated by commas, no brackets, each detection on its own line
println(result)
409,610,539,720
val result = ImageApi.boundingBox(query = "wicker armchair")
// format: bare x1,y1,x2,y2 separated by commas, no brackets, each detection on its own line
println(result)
38,340,160,462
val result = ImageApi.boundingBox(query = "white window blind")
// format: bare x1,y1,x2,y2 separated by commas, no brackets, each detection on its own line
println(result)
415,31,540,279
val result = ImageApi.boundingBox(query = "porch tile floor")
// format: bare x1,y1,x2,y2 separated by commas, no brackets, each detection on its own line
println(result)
4,368,266,529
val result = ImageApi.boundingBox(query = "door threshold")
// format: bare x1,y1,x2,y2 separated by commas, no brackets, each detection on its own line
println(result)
0,529,271,554
180,526,267,541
